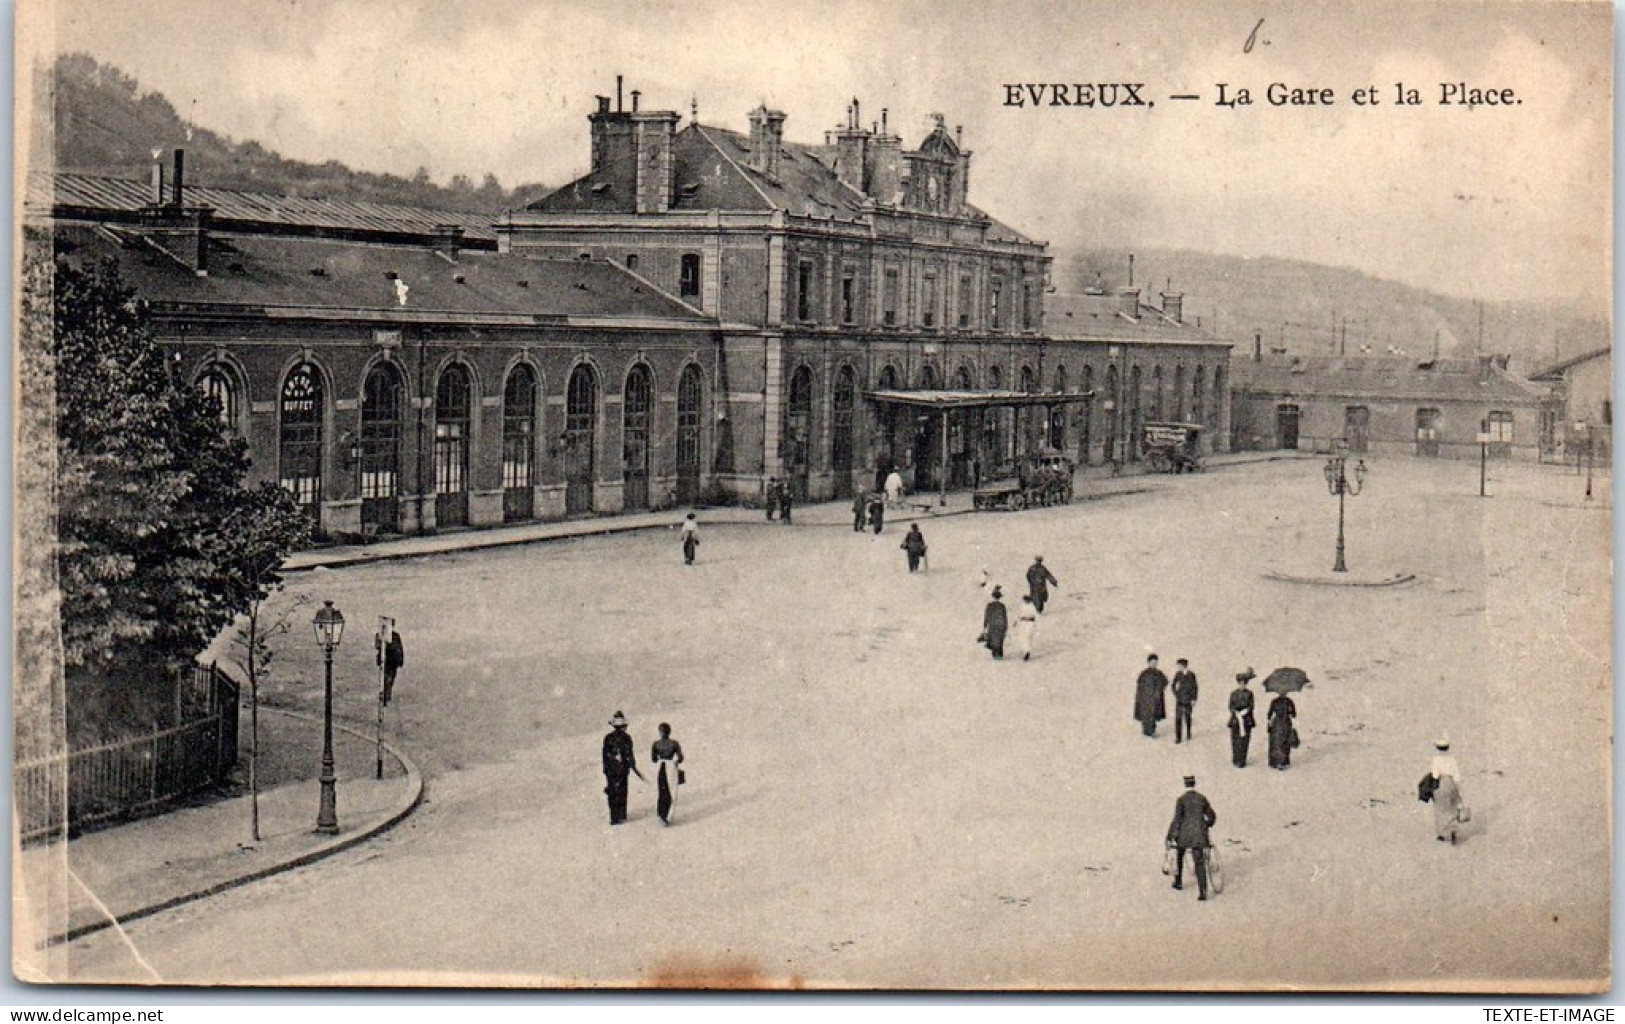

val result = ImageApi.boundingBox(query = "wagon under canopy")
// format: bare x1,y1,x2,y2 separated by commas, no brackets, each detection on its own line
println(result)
1141,420,1205,473
863,389,1096,506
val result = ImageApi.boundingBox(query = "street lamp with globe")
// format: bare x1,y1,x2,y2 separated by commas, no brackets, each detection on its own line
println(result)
312,600,346,834
1323,449,1367,573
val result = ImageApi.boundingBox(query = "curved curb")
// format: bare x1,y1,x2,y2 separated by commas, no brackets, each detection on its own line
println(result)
56,708,424,945
1262,571,1418,588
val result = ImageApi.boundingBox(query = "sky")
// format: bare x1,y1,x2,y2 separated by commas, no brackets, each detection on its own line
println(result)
22,0,1614,309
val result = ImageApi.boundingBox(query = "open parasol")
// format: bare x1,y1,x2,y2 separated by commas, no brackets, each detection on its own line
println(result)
1262,667,1311,694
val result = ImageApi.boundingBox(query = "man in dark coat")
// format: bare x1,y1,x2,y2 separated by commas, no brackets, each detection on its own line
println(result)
602,710,640,825
868,494,885,535
1227,668,1257,767
1171,658,1198,744
779,481,794,524
376,619,404,707
1166,774,1218,900
853,490,868,532
901,523,928,572
1025,556,1059,613
1134,653,1170,737
981,586,1008,659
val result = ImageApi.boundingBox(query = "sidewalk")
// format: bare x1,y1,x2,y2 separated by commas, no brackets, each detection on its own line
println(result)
284,452,1298,572
14,706,423,950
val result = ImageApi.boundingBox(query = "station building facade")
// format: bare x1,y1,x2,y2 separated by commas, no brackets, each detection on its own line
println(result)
31,168,744,540
500,86,1074,501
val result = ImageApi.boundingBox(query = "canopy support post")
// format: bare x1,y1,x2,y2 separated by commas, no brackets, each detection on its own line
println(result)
939,409,949,507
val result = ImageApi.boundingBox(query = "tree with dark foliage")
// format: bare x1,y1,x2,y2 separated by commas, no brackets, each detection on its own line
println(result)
31,244,309,738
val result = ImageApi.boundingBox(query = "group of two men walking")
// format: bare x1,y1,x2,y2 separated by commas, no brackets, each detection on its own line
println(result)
1132,654,1198,741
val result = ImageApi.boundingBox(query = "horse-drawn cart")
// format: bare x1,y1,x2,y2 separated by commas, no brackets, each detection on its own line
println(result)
1142,421,1204,473
973,451,1076,511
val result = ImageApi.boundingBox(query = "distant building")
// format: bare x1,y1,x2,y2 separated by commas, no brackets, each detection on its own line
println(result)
1528,346,1611,463
1229,350,1547,460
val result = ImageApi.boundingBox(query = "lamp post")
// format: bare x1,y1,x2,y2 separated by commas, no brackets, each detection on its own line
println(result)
1478,418,1490,498
312,600,345,834
1323,448,1367,573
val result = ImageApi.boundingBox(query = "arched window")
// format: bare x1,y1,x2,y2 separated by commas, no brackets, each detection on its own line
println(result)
623,365,654,510
1211,365,1224,432
986,364,1003,390
502,365,538,521
1048,365,1068,450
1079,364,1095,463
1192,365,1206,428
918,364,938,390
565,364,598,514
1151,365,1164,421
434,364,472,526
954,365,973,389
832,365,857,498
1129,364,1143,461
785,365,814,500
878,365,899,390
361,362,404,532
1173,365,1186,421
197,364,241,431
278,363,323,515
676,364,704,504
1103,364,1119,462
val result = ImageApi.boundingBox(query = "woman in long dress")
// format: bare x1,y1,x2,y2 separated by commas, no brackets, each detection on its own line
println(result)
1429,738,1464,844
981,586,1008,660
1266,693,1297,769
1011,595,1038,661
651,722,685,826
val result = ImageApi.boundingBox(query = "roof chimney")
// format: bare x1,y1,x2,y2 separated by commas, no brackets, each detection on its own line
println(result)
170,148,186,207
631,89,641,113
747,105,787,182
433,223,465,261
616,75,624,112
1117,287,1140,318
1160,292,1183,324
150,151,165,204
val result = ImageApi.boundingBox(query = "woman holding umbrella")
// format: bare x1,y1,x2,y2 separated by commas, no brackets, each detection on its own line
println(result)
1263,667,1308,770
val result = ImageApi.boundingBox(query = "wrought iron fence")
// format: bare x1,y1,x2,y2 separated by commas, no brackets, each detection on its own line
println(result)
15,662,240,844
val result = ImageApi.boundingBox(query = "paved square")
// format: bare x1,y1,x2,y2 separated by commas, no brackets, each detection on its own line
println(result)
64,458,1610,988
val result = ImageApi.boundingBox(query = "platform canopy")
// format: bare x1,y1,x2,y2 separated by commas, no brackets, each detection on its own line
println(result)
862,388,1096,409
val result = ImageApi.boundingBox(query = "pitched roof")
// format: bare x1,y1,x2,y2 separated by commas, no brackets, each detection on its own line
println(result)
30,172,497,245
1044,292,1225,346
1230,353,1545,404
48,222,711,324
527,122,1039,244
1528,346,1610,381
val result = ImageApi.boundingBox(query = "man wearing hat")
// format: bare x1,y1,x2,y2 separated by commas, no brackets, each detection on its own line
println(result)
1171,658,1198,744
1134,653,1170,737
1025,556,1059,614
1227,669,1258,768
602,711,641,825
1166,774,1218,900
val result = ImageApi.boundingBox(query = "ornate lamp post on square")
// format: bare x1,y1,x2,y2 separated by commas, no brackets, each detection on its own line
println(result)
1323,448,1367,573
312,600,345,834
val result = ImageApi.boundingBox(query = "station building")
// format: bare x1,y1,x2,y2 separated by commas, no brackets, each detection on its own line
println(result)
30,81,1235,538
1228,349,1547,460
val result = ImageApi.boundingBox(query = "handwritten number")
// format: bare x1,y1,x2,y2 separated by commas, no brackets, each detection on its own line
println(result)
1244,17,1264,53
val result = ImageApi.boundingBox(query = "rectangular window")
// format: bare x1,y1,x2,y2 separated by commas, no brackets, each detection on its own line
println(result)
625,253,638,271
679,253,701,298
883,267,899,326
990,281,1003,330
797,260,815,321
958,274,972,328
1488,411,1514,443
841,274,856,324
1021,282,1034,331
922,274,937,328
